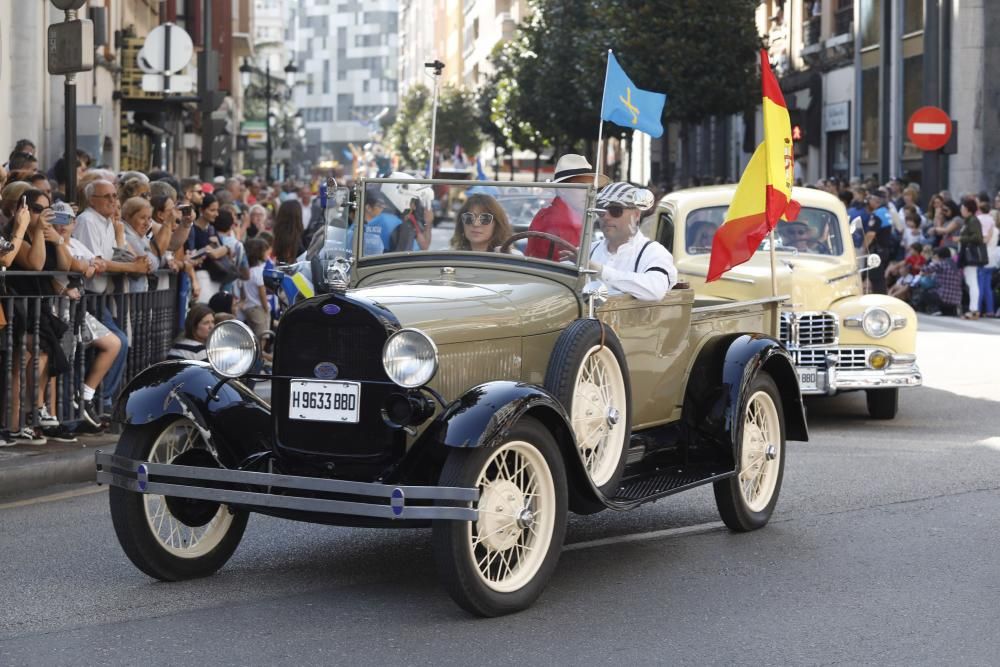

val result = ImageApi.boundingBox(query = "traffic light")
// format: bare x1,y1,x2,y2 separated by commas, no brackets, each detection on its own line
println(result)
788,108,805,143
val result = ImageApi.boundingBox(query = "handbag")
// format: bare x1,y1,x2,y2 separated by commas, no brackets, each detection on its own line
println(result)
959,242,989,267
203,248,240,284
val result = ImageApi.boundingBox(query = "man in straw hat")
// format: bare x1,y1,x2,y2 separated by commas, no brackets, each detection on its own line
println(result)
524,154,609,260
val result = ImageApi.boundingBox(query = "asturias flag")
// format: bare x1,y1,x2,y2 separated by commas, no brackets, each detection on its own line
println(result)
601,52,667,138
706,49,801,282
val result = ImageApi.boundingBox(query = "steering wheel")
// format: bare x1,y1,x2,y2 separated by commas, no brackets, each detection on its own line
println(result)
500,231,578,260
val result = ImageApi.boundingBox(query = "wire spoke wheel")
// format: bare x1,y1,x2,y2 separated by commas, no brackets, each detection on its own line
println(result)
738,390,781,513
468,440,556,593
570,345,627,488
713,372,786,532
142,420,235,559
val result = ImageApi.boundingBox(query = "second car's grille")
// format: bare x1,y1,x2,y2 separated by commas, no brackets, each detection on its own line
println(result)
794,347,867,370
779,311,838,347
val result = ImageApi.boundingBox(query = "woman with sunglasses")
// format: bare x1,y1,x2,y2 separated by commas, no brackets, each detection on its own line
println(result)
586,182,677,301
450,194,514,253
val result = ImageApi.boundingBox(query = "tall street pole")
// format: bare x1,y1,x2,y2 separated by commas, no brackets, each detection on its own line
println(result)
64,7,79,203
198,0,215,181
266,60,273,182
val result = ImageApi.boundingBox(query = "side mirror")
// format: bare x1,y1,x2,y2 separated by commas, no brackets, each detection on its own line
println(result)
867,253,881,269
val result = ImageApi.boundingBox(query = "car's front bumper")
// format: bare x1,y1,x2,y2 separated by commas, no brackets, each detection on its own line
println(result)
795,355,922,395
95,452,479,522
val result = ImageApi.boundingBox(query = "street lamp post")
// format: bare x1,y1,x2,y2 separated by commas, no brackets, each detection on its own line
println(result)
241,56,297,182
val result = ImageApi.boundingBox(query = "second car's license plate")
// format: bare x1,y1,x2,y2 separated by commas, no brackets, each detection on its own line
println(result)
288,380,360,422
797,368,819,392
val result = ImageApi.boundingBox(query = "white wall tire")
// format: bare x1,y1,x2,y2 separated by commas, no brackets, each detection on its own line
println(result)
109,418,249,581
713,373,786,532
433,417,567,616
544,320,631,497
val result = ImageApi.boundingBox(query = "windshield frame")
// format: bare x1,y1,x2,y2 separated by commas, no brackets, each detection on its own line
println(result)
682,204,847,258
353,177,599,285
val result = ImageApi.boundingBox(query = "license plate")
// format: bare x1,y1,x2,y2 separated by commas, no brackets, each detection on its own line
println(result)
797,368,819,392
288,380,360,423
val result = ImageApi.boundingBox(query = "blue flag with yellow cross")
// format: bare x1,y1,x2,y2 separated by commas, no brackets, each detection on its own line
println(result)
600,51,667,138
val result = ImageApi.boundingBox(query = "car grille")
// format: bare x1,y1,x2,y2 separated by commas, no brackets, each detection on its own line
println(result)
779,311,837,347
271,294,404,479
793,347,868,370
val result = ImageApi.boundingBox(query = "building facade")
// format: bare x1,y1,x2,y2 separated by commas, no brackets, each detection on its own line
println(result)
288,0,399,164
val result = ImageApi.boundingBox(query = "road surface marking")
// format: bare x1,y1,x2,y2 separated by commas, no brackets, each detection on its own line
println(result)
564,520,726,552
912,122,948,135
0,484,107,511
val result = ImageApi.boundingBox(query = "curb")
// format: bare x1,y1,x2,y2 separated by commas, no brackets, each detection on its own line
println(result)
0,437,116,498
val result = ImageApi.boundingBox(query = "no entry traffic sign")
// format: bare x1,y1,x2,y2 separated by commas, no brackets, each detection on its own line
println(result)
907,106,952,151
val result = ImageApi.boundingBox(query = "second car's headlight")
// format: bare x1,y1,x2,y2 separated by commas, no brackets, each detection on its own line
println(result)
862,307,893,338
382,328,438,388
206,320,258,378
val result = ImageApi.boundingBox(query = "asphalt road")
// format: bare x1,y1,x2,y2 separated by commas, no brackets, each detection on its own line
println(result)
2,314,999,666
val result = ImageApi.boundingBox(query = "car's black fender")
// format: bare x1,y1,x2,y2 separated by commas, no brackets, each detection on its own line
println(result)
683,334,808,468
111,361,273,469
431,381,603,513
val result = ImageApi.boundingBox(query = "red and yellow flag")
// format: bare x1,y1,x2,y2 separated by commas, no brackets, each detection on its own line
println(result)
706,49,801,282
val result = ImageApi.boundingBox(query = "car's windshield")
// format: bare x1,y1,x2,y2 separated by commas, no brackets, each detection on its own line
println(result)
684,205,845,256
353,179,592,266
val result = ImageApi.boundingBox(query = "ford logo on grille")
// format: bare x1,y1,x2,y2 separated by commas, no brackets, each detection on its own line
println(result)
314,362,339,380
322,304,341,315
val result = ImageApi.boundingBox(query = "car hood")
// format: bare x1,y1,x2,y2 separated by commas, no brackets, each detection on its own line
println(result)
677,252,863,311
353,266,580,344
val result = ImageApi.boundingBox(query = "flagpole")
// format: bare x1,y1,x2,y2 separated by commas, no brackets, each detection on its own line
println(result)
594,49,612,189
761,53,779,338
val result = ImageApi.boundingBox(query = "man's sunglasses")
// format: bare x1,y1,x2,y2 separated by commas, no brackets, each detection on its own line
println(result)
601,204,634,218
461,212,494,226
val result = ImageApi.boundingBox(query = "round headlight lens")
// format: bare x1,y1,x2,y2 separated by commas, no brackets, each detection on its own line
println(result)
206,320,258,378
382,329,438,388
861,307,893,338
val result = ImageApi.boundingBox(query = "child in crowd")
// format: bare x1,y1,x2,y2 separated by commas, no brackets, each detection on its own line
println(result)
888,242,927,301
240,237,271,338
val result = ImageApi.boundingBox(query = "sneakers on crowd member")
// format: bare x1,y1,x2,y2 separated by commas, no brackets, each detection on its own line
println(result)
11,426,46,445
32,406,60,428
0,430,17,447
74,393,104,428
41,424,78,443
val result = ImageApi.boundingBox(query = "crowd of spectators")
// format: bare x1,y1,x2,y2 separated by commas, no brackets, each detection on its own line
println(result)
0,138,328,446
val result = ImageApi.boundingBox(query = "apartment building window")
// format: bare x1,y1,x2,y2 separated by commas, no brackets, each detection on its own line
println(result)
323,60,330,94
860,67,880,165
803,1,821,46
834,0,853,36
903,0,924,34
901,55,924,160
860,0,880,48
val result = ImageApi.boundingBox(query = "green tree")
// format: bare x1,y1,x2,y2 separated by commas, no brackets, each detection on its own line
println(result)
385,84,430,169
385,84,483,172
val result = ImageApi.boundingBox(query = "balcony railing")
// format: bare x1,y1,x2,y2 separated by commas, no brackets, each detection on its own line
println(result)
834,5,853,36
803,15,822,47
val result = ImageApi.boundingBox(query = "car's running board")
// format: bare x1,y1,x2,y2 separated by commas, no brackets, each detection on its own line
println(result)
605,466,735,510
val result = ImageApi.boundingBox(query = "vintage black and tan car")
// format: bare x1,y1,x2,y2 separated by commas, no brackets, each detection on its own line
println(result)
97,178,808,617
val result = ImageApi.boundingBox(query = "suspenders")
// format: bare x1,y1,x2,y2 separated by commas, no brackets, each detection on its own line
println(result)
590,240,654,272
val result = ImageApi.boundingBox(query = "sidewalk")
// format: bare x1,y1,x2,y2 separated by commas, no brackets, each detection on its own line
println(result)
0,433,117,498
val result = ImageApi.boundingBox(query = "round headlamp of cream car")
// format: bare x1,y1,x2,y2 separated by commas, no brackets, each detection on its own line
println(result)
382,328,438,388
206,320,259,378
861,307,893,338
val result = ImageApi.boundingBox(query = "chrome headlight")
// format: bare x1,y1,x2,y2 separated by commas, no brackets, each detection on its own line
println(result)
382,328,438,388
861,307,893,338
206,320,258,378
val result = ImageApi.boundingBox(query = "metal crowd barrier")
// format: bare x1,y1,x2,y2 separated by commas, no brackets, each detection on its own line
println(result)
0,270,177,433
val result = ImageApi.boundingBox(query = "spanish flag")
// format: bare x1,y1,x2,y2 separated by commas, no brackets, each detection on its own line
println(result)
706,49,801,282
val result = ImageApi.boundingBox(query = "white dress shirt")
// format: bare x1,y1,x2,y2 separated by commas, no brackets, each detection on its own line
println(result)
587,230,677,301
72,207,116,293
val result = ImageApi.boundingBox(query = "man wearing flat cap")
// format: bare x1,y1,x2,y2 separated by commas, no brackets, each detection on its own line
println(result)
586,182,677,301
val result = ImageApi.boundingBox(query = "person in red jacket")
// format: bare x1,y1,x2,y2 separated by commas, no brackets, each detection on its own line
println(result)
525,154,609,260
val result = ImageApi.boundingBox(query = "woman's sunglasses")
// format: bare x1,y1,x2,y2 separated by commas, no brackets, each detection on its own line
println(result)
461,212,494,226
601,204,633,218
28,203,50,214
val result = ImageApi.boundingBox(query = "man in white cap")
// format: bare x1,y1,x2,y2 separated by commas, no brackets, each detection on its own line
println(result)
525,154,609,259
586,181,677,301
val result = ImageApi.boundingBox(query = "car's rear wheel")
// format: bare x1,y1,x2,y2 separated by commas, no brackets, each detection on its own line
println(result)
433,416,567,617
866,388,898,419
544,319,631,496
714,373,785,532
109,417,248,581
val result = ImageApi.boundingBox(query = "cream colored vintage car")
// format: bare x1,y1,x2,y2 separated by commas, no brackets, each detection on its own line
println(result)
642,185,921,419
